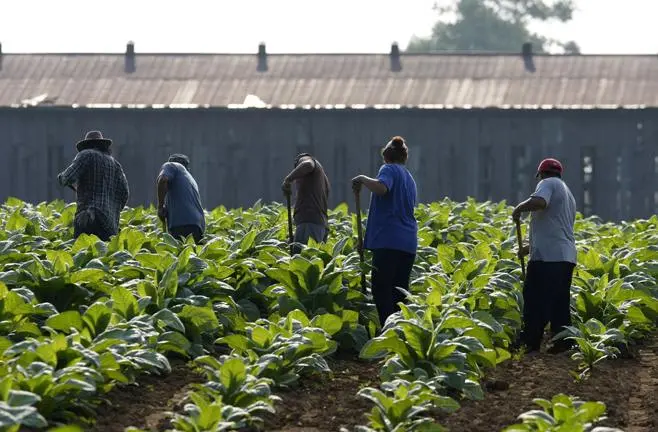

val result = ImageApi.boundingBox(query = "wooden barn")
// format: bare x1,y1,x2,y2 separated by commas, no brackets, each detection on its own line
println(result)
0,42,657,221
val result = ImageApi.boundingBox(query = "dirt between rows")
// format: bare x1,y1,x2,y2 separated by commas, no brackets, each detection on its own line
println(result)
262,358,380,432
87,337,658,432
440,336,658,432
87,357,379,432
89,360,204,432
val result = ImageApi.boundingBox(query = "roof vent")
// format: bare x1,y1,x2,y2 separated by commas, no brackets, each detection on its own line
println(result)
522,42,532,57
125,41,136,73
521,42,535,73
390,42,402,72
257,42,268,72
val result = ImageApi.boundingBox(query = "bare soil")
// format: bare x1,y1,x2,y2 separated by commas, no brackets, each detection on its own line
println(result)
440,336,658,432
90,360,203,432
262,358,380,432
86,336,658,432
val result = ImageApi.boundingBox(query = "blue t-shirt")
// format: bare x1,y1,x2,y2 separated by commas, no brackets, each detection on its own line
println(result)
363,164,418,254
160,162,206,231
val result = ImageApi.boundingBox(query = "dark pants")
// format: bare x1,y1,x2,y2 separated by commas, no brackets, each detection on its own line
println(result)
169,225,203,244
371,248,416,327
520,260,576,351
292,223,328,254
73,209,113,241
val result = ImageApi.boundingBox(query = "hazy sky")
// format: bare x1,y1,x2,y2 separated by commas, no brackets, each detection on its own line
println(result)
0,0,656,54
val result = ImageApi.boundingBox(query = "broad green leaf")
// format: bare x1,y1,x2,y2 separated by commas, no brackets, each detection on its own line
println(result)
177,305,220,334
217,334,251,351
153,308,186,333
111,286,140,320
46,250,74,275
157,331,192,357
7,390,41,407
48,426,84,432
266,269,298,291
239,230,257,252
311,314,342,336
220,358,247,391
360,333,412,363
70,268,107,284
46,311,83,333
160,261,179,299
250,326,271,348
82,303,112,337
6,209,28,231
577,401,607,422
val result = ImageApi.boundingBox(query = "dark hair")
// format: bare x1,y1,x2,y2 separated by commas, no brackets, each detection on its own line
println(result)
294,153,312,167
169,154,190,168
382,136,408,164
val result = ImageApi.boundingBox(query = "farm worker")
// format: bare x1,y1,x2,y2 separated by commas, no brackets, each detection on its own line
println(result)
512,158,577,354
57,130,129,241
352,136,418,327
281,153,331,252
156,154,206,244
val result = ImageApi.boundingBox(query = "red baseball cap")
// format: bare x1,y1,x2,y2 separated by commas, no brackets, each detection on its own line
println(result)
536,158,563,177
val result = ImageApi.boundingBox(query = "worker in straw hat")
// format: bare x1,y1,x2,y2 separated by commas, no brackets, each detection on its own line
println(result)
57,130,129,241
156,153,206,243
512,158,577,354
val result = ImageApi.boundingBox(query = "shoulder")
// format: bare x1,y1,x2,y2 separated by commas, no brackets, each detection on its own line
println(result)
538,177,560,188
113,158,126,171
162,161,183,172
75,149,97,160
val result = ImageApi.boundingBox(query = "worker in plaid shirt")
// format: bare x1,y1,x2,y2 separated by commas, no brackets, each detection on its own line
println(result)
57,130,129,241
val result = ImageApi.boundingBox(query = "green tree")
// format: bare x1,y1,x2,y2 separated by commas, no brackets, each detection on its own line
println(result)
406,0,580,53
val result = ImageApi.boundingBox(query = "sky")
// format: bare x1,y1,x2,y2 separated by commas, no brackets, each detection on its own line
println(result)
0,0,656,54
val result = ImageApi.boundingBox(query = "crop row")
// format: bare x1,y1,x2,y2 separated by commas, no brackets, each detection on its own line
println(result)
0,198,656,431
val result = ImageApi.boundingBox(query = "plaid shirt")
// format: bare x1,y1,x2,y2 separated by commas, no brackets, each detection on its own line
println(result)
58,149,129,235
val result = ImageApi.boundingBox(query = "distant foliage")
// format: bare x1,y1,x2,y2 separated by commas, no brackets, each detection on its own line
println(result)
406,0,581,53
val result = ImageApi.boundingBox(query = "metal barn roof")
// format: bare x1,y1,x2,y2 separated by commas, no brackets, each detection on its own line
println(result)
1,43,657,108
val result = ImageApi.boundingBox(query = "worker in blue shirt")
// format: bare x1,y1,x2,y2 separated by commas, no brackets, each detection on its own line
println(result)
352,136,418,327
156,154,206,243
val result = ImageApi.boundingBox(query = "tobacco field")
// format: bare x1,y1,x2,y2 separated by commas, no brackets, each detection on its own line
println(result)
0,197,657,432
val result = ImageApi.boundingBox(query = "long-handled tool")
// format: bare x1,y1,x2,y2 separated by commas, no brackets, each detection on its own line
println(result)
354,189,367,293
285,191,294,255
515,219,526,280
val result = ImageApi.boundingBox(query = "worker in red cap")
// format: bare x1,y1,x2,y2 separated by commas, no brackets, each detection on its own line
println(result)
512,158,577,354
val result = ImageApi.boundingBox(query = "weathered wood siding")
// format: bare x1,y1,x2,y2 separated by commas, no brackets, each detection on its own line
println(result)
1,107,656,221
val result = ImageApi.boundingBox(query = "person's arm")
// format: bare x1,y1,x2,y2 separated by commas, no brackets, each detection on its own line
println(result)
58,151,90,189
352,175,388,196
512,180,553,221
120,172,130,208
156,163,176,222
156,175,168,222
352,165,394,197
282,158,316,193
512,197,547,220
